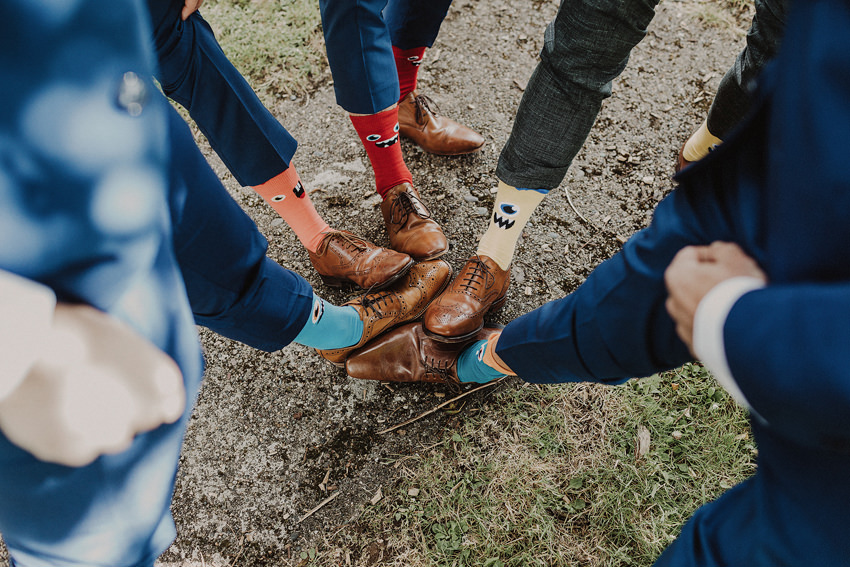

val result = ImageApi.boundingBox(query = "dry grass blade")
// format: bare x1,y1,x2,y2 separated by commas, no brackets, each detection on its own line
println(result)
298,491,340,523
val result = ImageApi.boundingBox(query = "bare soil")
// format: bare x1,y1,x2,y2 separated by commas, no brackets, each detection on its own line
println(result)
161,0,749,565
0,1,751,566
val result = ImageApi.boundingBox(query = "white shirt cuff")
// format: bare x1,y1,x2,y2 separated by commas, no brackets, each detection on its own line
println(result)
693,276,766,411
0,271,56,400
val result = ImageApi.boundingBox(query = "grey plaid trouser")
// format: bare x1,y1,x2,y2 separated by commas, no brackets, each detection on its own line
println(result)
496,0,787,190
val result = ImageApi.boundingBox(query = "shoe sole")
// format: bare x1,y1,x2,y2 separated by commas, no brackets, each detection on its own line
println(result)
398,130,485,157
413,246,449,262
423,292,509,344
318,257,415,291
320,260,454,368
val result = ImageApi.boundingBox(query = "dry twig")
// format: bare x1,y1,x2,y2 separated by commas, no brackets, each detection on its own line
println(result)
299,491,340,523
377,378,506,435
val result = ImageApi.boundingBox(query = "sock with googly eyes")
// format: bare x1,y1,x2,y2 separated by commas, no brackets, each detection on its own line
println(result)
350,107,412,198
476,180,548,270
393,46,426,100
293,294,363,350
252,164,331,252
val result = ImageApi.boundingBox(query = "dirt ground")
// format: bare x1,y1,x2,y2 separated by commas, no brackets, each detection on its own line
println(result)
165,0,751,564
0,1,751,566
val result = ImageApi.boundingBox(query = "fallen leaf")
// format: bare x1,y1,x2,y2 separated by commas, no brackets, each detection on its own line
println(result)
370,486,383,505
636,426,651,459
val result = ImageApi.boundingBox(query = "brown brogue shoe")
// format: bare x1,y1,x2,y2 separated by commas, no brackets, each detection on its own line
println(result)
380,183,448,260
316,259,452,366
345,322,501,385
308,230,413,290
397,92,485,156
423,254,510,342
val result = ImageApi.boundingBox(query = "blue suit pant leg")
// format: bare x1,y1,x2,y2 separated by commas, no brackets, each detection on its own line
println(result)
147,0,298,187
385,0,452,49
165,102,314,351
319,0,450,113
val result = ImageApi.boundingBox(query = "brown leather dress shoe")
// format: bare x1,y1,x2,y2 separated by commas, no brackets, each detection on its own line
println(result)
380,183,448,261
345,322,501,385
315,259,452,367
397,92,486,156
308,230,413,290
423,254,510,342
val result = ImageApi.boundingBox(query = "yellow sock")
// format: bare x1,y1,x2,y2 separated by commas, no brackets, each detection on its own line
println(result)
682,120,723,163
476,181,547,270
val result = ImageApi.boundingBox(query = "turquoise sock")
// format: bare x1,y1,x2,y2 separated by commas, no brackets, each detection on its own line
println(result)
293,295,363,349
457,340,506,384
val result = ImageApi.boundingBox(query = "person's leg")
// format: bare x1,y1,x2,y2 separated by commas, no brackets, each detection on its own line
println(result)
319,0,449,260
351,179,735,384
679,0,788,168
357,104,774,385
425,0,660,340
148,0,295,187
385,0,485,155
147,0,412,289
165,101,315,351
498,0,659,189
164,103,430,354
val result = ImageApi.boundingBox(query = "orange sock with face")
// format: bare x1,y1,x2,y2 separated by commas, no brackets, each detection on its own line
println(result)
252,165,331,252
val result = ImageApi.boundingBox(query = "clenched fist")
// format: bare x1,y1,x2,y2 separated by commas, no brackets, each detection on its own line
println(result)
0,303,185,467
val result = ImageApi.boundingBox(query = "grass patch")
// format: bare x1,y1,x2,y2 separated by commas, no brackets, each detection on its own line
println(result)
338,364,754,566
201,0,326,104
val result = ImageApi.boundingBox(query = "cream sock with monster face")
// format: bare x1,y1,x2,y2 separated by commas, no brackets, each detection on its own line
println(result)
476,181,548,270
682,120,723,163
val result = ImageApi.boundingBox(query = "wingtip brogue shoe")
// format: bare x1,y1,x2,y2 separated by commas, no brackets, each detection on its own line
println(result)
308,230,413,290
315,258,453,366
397,92,485,156
423,254,510,342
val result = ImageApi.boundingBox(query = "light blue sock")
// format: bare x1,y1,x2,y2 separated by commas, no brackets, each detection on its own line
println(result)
293,295,363,349
457,339,507,383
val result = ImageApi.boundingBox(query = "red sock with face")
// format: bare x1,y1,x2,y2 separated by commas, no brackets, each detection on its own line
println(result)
393,46,426,100
350,106,412,198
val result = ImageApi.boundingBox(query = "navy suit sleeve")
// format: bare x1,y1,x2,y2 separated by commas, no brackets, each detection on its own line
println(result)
724,283,850,451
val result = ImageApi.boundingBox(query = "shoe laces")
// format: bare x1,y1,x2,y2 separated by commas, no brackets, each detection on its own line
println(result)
458,255,494,293
413,94,441,121
390,189,432,225
356,290,394,318
316,231,367,256
423,354,456,384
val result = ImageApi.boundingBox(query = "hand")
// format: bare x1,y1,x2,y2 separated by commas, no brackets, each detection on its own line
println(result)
0,303,185,467
181,0,204,20
664,241,766,355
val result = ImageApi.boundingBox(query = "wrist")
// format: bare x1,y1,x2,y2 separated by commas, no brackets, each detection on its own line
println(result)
0,272,57,400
